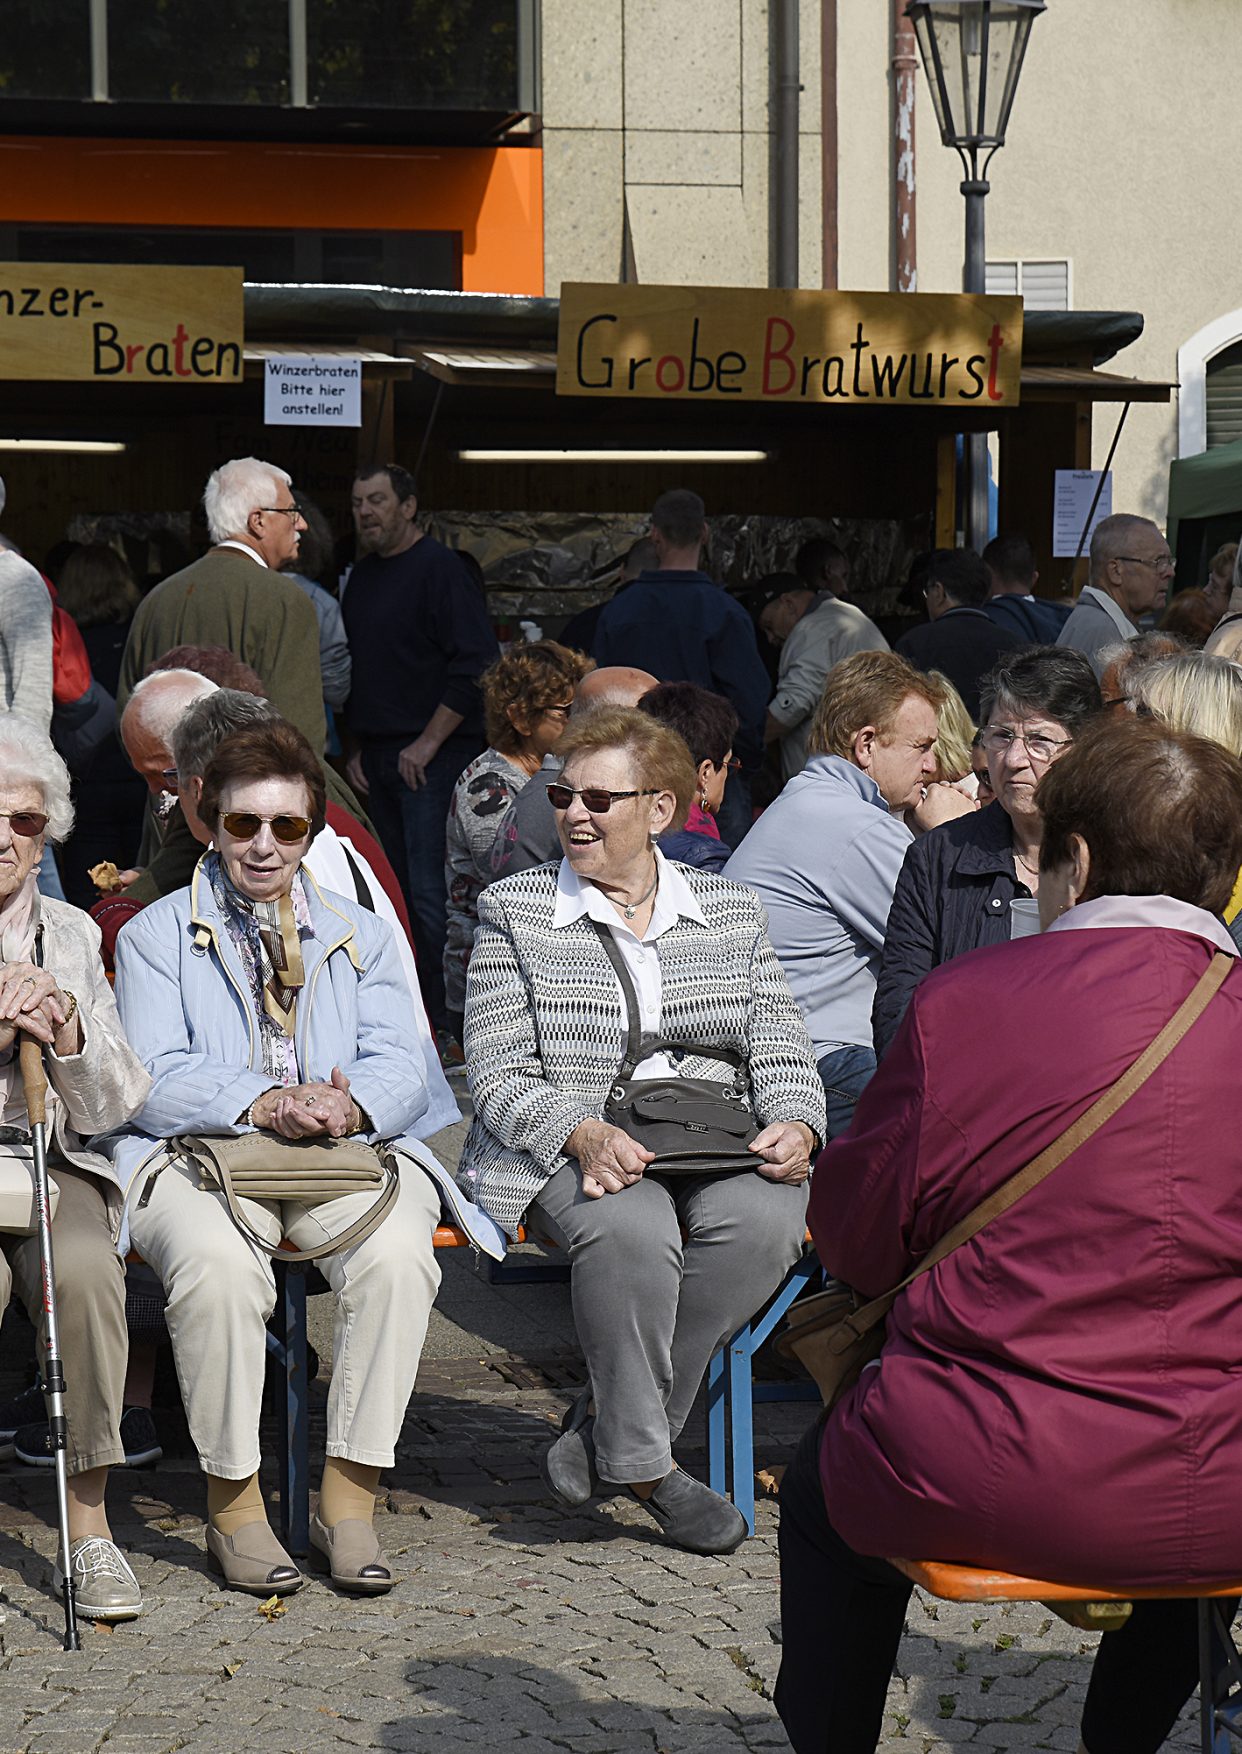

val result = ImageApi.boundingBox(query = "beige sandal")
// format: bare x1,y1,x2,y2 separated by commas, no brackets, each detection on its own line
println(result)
308,1512,393,1595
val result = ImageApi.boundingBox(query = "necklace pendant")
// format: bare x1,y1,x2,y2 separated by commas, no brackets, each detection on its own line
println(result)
623,902,635,919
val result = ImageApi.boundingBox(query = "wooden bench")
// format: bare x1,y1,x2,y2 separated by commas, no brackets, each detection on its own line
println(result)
893,1560,1242,1754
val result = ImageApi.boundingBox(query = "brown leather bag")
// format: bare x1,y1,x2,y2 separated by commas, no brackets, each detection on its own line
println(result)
776,951,1233,1407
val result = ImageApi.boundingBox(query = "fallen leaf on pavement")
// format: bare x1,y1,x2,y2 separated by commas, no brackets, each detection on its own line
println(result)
221,1661,243,1679
256,1595,287,1622
756,1466,785,1497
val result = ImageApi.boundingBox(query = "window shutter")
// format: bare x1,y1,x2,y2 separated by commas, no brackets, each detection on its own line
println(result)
1019,260,1070,311
985,260,1019,296
1207,340,1242,449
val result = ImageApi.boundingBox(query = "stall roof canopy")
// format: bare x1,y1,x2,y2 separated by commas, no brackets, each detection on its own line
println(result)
241,283,1149,368
1167,438,1242,548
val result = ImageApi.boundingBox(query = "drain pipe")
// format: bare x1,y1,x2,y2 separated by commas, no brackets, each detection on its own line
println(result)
773,0,800,288
892,0,917,291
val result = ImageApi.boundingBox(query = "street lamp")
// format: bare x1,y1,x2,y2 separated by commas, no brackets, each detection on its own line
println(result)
906,0,1045,549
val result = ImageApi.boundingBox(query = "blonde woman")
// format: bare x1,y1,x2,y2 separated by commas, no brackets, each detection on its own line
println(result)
1129,651,1242,757
927,672,976,784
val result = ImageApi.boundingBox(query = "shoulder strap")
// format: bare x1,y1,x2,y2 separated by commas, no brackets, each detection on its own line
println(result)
831,951,1233,1355
590,919,644,1074
340,843,374,913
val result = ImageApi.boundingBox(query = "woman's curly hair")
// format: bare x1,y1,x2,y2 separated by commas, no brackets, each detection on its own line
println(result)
481,639,595,754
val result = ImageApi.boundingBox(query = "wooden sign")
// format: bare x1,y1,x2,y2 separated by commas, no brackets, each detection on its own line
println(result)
558,282,1024,407
0,263,244,382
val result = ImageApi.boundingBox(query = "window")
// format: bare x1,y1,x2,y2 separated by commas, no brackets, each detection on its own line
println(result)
985,259,1071,311
1206,340,1242,450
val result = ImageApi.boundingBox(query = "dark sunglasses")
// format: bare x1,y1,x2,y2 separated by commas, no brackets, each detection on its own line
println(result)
0,811,48,837
546,784,659,814
220,812,311,844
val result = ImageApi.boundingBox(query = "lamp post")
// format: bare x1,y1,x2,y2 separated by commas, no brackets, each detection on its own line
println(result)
905,0,1045,552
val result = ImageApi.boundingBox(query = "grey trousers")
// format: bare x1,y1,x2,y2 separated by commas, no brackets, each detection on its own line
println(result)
0,1163,126,1474
532,1163,809,1482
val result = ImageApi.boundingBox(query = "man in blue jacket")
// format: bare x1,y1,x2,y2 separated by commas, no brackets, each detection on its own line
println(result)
593,489,768,846
982,534,1073,642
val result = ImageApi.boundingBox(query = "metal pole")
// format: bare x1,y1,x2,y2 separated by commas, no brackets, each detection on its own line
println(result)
962,171,990,552
773,0,801,289
20,1037,80,1651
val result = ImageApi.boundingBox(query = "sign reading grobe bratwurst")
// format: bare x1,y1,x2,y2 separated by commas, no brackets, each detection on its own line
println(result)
0,264,244,382
557,283,1024,407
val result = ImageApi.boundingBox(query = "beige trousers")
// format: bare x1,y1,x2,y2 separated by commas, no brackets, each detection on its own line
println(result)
0,1163,126,1474
129,1151,441,1480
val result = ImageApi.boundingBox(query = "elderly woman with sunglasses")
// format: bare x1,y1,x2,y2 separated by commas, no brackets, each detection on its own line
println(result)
457,708,825,1556
113,720,490,1600
872,646,1100,1058
0,714,151,1622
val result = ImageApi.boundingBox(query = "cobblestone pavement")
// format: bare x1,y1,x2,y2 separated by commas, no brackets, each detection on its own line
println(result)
0,1115,1206,1752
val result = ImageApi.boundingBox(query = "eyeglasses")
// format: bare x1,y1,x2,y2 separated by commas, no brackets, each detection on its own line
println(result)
1116,554,1175,574
0,811,47,837
546,784,659,814
220,812,312,844
541,703,574,720
980,726,1073,765
718,756,743,773
161,766,179,785
258,505,304,524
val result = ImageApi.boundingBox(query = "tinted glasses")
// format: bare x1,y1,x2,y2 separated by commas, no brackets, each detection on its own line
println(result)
546,784,659,814
0,811,48,837
220,812,312,844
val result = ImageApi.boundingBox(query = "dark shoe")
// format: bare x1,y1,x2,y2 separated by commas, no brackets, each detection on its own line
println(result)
538,1388,599,1508
53,1537,143,1621
14,1403,163,1470
308,1513,393,1595
0,1382,44,1460
631,1468,748,1555
205,1521,304,1596
118,1406,163,1468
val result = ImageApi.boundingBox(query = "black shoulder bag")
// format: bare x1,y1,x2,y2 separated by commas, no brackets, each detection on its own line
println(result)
592,921,761,1175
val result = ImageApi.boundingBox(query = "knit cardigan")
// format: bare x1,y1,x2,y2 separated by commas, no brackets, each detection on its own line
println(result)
456,860,827,1236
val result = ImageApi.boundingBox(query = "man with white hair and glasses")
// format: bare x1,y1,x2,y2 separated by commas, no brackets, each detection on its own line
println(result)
1057,512,1175,679
118,457,327,757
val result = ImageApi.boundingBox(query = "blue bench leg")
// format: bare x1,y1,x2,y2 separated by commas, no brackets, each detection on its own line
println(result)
706,1345,726,1498
275,1265,310,1557
729,1323,756,1536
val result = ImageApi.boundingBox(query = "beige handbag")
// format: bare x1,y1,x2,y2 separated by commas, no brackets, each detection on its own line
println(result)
777,951,1233,1408
172,1133,400,1264
0,1139,58,1235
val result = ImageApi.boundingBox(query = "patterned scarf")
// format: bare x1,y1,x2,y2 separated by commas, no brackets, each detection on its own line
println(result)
208,854,311,1080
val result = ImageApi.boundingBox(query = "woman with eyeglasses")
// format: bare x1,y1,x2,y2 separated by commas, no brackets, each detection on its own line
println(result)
443,639,594,1047
114,720,479,1599
0,713,151,1622
456,707,825,1556
872,646,1101,1059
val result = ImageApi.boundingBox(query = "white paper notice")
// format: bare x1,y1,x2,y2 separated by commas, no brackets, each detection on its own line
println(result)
1053,469,1113,557
264,355,362,427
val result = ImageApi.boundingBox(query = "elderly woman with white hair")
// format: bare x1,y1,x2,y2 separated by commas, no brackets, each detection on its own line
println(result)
117,455,328,757
0,713,151,1620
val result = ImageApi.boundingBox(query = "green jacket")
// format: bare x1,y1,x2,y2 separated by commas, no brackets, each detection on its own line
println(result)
118,547,327,752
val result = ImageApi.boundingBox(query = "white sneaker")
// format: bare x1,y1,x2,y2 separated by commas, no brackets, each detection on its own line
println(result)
52,1537,143,1621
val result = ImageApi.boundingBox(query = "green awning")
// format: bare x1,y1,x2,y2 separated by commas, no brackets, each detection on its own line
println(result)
1167,439,1242,552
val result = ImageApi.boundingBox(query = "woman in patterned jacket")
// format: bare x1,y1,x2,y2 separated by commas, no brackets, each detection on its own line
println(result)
457,708,826,1555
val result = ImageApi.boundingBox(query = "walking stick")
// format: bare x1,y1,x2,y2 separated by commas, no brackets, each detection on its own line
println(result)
19,1035,81,1651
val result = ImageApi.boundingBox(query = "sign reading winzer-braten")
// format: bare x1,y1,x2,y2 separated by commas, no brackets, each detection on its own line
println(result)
0,264,244,382
557,283,1024,407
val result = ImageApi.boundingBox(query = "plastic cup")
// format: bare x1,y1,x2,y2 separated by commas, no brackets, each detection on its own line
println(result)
1010,897,1042,939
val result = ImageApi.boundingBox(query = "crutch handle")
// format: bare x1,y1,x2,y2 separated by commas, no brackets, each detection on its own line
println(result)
19,1034,47,1127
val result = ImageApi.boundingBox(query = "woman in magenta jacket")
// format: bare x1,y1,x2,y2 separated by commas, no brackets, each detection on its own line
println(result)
777,716,1242,1754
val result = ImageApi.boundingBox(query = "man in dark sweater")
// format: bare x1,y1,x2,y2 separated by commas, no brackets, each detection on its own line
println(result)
895,548,1025,721
592,488,769,846
342,463,499,1032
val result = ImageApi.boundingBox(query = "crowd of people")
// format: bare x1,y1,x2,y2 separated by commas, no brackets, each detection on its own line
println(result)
1,457,1240,1754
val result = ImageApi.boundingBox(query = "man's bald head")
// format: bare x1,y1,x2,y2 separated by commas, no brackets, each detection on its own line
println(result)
121,668,217,796
572,665,658,715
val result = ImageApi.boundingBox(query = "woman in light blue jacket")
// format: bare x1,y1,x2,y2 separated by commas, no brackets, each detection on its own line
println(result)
113,720,498,1601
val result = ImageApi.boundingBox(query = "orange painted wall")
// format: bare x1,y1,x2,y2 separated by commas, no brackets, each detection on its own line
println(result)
0,136,543,296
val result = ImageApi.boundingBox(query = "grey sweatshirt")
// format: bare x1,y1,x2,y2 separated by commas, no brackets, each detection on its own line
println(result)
0,551,53,733
769,594,890,779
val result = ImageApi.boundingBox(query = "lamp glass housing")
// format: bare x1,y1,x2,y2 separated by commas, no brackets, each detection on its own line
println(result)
907,1,1045,151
